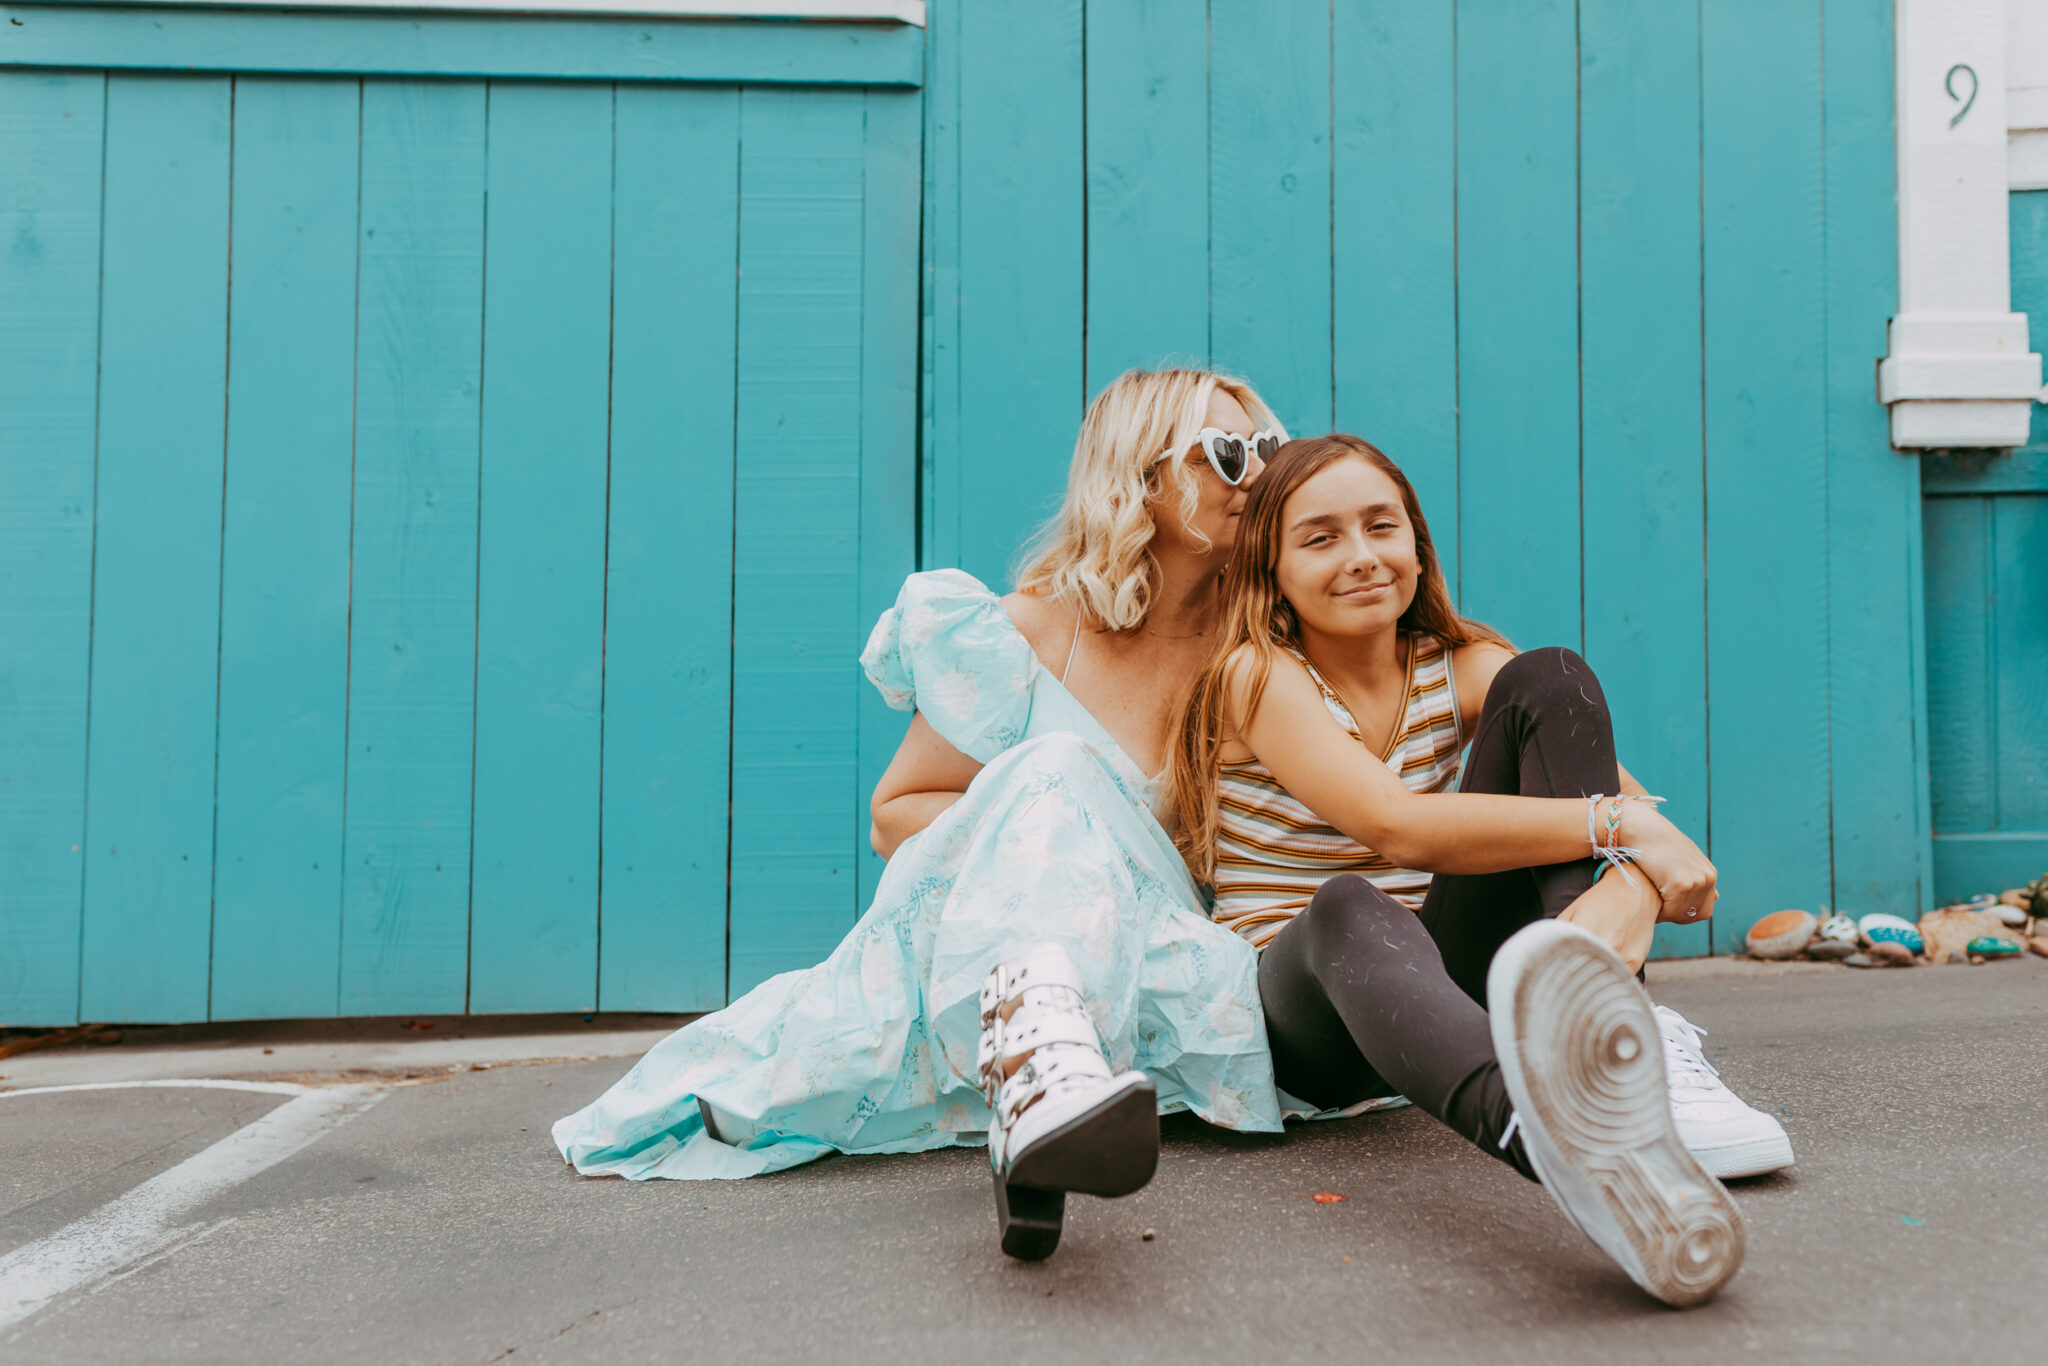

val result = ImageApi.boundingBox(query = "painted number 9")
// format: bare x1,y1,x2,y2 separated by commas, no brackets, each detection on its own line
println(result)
1947,63,1978,128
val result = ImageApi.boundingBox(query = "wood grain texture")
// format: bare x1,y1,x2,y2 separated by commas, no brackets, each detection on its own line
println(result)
79,74,232,1023
340,80,486,1015
1332,0,1458,590
950,0,1082,590
0,72,104,1026
1577,0,1708,960
466,82,613,1013
1923,496,1995,835
1992,495,2048,830
918,0,961,571
727,87,867,994
1702,0,1832,947
599,83,739,1013
1208,0,1330,436
1821,0,1927,919
1083,0,1208,393
0,4,923,87
210,76,360,1020
1453,0,1580,653
856,88,923,911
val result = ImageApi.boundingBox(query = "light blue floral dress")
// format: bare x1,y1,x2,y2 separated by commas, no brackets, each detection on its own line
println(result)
552,570,1284,1180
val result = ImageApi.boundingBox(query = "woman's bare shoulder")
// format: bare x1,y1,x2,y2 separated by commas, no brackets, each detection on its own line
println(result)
1002,589,1078,675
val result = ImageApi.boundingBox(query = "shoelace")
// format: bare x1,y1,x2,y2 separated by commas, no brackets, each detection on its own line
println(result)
1653,1007,1726,1098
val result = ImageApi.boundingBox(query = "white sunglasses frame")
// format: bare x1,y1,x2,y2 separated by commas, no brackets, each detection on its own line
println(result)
1162,427,1280,486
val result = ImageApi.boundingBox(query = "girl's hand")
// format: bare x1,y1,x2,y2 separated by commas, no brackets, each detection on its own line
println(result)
1619,802,1718,926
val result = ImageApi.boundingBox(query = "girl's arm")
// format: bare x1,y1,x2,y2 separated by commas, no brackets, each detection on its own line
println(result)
870,713,983,858
1231,651,1714,915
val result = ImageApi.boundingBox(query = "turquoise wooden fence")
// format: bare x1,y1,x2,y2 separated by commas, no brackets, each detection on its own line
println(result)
0,6,921,1026
920,0,1926,957
4,1,1977,1026
1922,189,2048,901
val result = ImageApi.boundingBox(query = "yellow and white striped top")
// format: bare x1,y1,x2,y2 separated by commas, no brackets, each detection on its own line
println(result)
1211,634,1466,950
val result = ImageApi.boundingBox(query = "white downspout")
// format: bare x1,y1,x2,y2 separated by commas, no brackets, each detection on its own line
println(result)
1879,0,2043,448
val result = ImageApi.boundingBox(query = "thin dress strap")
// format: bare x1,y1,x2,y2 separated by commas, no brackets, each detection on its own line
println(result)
1061,611,1083,685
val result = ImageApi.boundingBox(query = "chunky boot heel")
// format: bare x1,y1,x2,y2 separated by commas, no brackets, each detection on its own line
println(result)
977,944,1159,1260
993,1171,1065,1261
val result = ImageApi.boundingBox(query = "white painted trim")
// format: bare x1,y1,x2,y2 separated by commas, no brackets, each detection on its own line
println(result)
0,1083,383,1330
1883,0,2042,448
52,0,927,25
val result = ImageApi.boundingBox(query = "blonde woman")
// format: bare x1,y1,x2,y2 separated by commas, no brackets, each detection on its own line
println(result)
557,368,1289,1260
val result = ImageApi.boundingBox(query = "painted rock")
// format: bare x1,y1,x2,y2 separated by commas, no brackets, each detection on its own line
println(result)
1991,904,2028,928
1867,940,1917,966
1805,939,1859,962
1842,953,1876,969
1949,893,2001,914
1746,910,1818,960
1816,913,1860,946
2001,888,2031,909
1967,936,2021,958
1859,913,1925,956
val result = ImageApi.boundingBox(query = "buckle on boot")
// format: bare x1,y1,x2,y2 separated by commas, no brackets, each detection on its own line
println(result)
978,963,1011,1030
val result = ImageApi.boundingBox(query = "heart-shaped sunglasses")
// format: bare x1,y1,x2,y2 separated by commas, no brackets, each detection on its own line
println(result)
1166,427,1281,486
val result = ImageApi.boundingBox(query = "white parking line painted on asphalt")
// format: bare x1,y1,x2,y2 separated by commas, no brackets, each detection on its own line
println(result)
0,1082,384,1331
0,1078,313,1101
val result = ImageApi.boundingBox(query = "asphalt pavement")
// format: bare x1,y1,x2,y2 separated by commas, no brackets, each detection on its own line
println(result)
4,956,2044,1364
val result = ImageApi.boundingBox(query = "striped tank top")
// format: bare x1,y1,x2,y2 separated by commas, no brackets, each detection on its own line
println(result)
1211,634,1466,949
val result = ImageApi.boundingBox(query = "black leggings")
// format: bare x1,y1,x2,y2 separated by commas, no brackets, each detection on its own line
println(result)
1256,647,1623,1178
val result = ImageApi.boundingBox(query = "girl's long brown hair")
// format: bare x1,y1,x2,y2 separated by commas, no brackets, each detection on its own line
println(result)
1168,434,1508,885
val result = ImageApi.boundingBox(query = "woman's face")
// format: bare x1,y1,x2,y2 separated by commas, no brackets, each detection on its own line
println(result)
1151,390,1267,559
1273,455,1422,639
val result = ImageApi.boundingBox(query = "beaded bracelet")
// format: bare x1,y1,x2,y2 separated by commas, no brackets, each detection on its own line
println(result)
1585,792,1664,887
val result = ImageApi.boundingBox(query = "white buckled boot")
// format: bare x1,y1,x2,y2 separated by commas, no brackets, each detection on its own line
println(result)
976,944,1157,1260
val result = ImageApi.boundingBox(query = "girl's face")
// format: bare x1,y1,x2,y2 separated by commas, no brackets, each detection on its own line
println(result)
1151,390,1267,559
1274,455,1421,639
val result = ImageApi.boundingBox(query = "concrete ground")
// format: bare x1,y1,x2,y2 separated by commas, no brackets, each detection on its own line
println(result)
3,956,2044,1365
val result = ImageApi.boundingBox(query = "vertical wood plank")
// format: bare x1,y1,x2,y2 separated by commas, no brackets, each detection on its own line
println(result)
79,74,232,1023
466,82,612,1013
598,83,738,1013
952,0,1082,588
727,88,867,994
919,0,963,572
0,72,104,1026
1922,497,1994,835
1992,495,2048,829
1084,0,1209,393
1209,0,1331,436
210,76,360,1020
1702,0,1831,947
1454,0,1580,648
857,88,923,910
1822,0,1926,918
1578,0,1708,959
340,79,486,1015
1332,0,1458,588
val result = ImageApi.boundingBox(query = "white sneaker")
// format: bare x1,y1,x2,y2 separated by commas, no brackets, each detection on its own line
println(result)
1655,1006,1795,1179
1488,920,1747,1307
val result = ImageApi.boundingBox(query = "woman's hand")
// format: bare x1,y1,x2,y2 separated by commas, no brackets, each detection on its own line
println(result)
1618,802,1718,926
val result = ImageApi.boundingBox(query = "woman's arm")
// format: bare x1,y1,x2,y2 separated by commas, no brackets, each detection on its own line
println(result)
1231,651,1714,915
869,712,984,859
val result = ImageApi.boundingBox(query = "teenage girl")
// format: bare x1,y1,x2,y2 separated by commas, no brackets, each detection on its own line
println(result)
1169,434,1793,1306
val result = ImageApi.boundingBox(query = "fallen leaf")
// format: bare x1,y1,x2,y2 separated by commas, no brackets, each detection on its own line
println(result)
1311,1192,1348,1204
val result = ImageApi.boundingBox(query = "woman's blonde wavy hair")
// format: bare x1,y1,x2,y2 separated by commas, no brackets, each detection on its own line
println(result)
1013,367,1284,631
1169,434,1509,884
